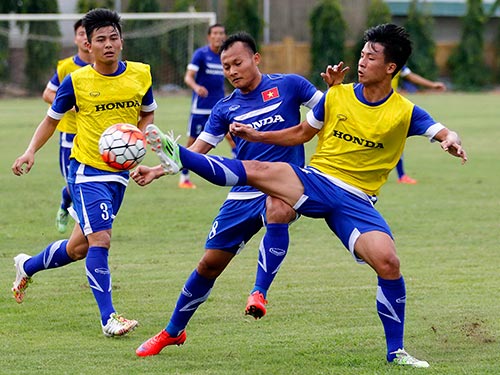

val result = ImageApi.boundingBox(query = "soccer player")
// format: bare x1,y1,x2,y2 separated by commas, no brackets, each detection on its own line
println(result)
180,23,235,189
141,24,467,367
392,65,447,184
11,8,157,337
42,18,93,233
131,32,324,356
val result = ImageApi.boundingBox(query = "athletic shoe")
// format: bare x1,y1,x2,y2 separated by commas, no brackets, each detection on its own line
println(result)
390,349,430,368
136,329,187,357
55,207,69,233
101,313,138,337
178,180,197,189
12,253,32,304
145,124,182,174
397,174,418,184
245,291,268,319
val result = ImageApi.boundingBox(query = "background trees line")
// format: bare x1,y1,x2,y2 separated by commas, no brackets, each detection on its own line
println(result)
0,0,497,92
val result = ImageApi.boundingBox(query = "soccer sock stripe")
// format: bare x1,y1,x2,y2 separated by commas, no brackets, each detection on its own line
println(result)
252,223,289,298
166,269,215,337
85,246,114,325
179,146,247,186
24,240,74,276
376,275,406,361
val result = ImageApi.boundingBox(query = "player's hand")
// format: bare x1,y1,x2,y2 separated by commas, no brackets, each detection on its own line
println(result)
130,164,165,186
230,122,259,142
12,151,35,176
195,85,209,98
433,82,447,91
440,132,468,164
321,62,350,88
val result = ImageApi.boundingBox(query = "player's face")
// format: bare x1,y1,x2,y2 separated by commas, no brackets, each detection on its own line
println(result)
357,42,396,86
74,25,89,53
221,41,261,94
86,26,123,66
208,26,226,52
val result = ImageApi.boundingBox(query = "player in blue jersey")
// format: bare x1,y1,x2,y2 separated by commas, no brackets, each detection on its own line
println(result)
140,24,467,367
42,18,93,233
180,23,235,189
11,8,157,338
392,65,447,184
132,32,323,356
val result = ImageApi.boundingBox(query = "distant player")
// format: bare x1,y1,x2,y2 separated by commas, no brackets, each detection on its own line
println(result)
42,18,93,233
132,32,323,356
392,65,447,184
140,24,467,367
11,8,157,338
180,23,235,189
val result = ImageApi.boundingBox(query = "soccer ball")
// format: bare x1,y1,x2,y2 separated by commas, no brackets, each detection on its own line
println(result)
98,123,146,170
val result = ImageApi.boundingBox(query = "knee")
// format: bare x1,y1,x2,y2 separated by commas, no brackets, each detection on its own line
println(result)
67,243,88,261
266,197,296,223
197,257,225,279
375,254,401,279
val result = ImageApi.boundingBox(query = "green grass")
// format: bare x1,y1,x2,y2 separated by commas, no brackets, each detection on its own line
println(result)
0,92,499,374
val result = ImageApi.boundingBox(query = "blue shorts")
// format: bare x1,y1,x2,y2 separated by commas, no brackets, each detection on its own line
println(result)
67,160,127,236
205,195,267,253
59,132,75,181
290,165,392,262
187,114,209,138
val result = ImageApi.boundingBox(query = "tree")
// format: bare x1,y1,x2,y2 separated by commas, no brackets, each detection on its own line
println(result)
487,0,500,82
404,0,439,81
0,0,18,84
123,0,164,88
448,0,489,90
77,0,115,11
224,0,262,44
20,0,61,93
309,0,346,88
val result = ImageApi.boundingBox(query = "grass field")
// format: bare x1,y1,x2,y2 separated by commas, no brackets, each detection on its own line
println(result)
0,92,499,374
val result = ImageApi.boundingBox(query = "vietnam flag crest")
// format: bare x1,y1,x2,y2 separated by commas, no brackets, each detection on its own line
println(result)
261,87,280,102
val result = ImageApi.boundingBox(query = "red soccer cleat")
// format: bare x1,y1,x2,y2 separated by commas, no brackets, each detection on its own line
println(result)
398,174,417,184
136,329,186,357
245,291,268,319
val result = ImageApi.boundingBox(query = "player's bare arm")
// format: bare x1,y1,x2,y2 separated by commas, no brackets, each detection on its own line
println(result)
12,116,59,176
230,119,318,146
321,61,350,88
433,128,468,164
184,69,208,97
137,111,155,132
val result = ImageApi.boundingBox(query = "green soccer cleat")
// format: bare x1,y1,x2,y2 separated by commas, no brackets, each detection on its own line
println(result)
55,207,69,233
390,349,430,368
101,313,138,337
145,124,182,174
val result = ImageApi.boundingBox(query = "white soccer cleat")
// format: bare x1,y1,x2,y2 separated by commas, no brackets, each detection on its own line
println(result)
102,313,138,337
144,124,182,174
12,253,32,304
390,348,430,368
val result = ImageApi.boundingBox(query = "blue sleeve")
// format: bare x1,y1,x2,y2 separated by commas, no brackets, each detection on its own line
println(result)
190,48,203,69
51,74,76,114
311,92,327,122
408,105,436,136
204,101,228,136
141,86,155,106
49,71,60,87
291,74,320,103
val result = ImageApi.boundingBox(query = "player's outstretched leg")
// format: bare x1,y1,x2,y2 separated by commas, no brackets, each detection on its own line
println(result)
145,124,183,174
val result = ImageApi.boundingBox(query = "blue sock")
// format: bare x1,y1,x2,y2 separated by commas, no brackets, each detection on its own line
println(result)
396,157,405,178
60,186,72,211
251,223,289,299
166,269,215,337
85,246,114,325
23,240,74,277
377,276,406,361
179,146,247,186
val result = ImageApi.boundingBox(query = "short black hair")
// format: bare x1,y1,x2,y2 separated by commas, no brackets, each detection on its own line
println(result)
73,18,84,34
208,23,225,35
82,8,122,42
363,23,412,76
219,31,257,55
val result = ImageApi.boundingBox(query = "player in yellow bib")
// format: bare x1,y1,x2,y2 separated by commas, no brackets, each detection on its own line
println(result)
43,18,92,233
143,24,467,368
12,9,157,338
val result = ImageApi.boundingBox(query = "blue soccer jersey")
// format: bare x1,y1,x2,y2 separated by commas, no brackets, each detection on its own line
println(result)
198,73,322,196
188,45,225,114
